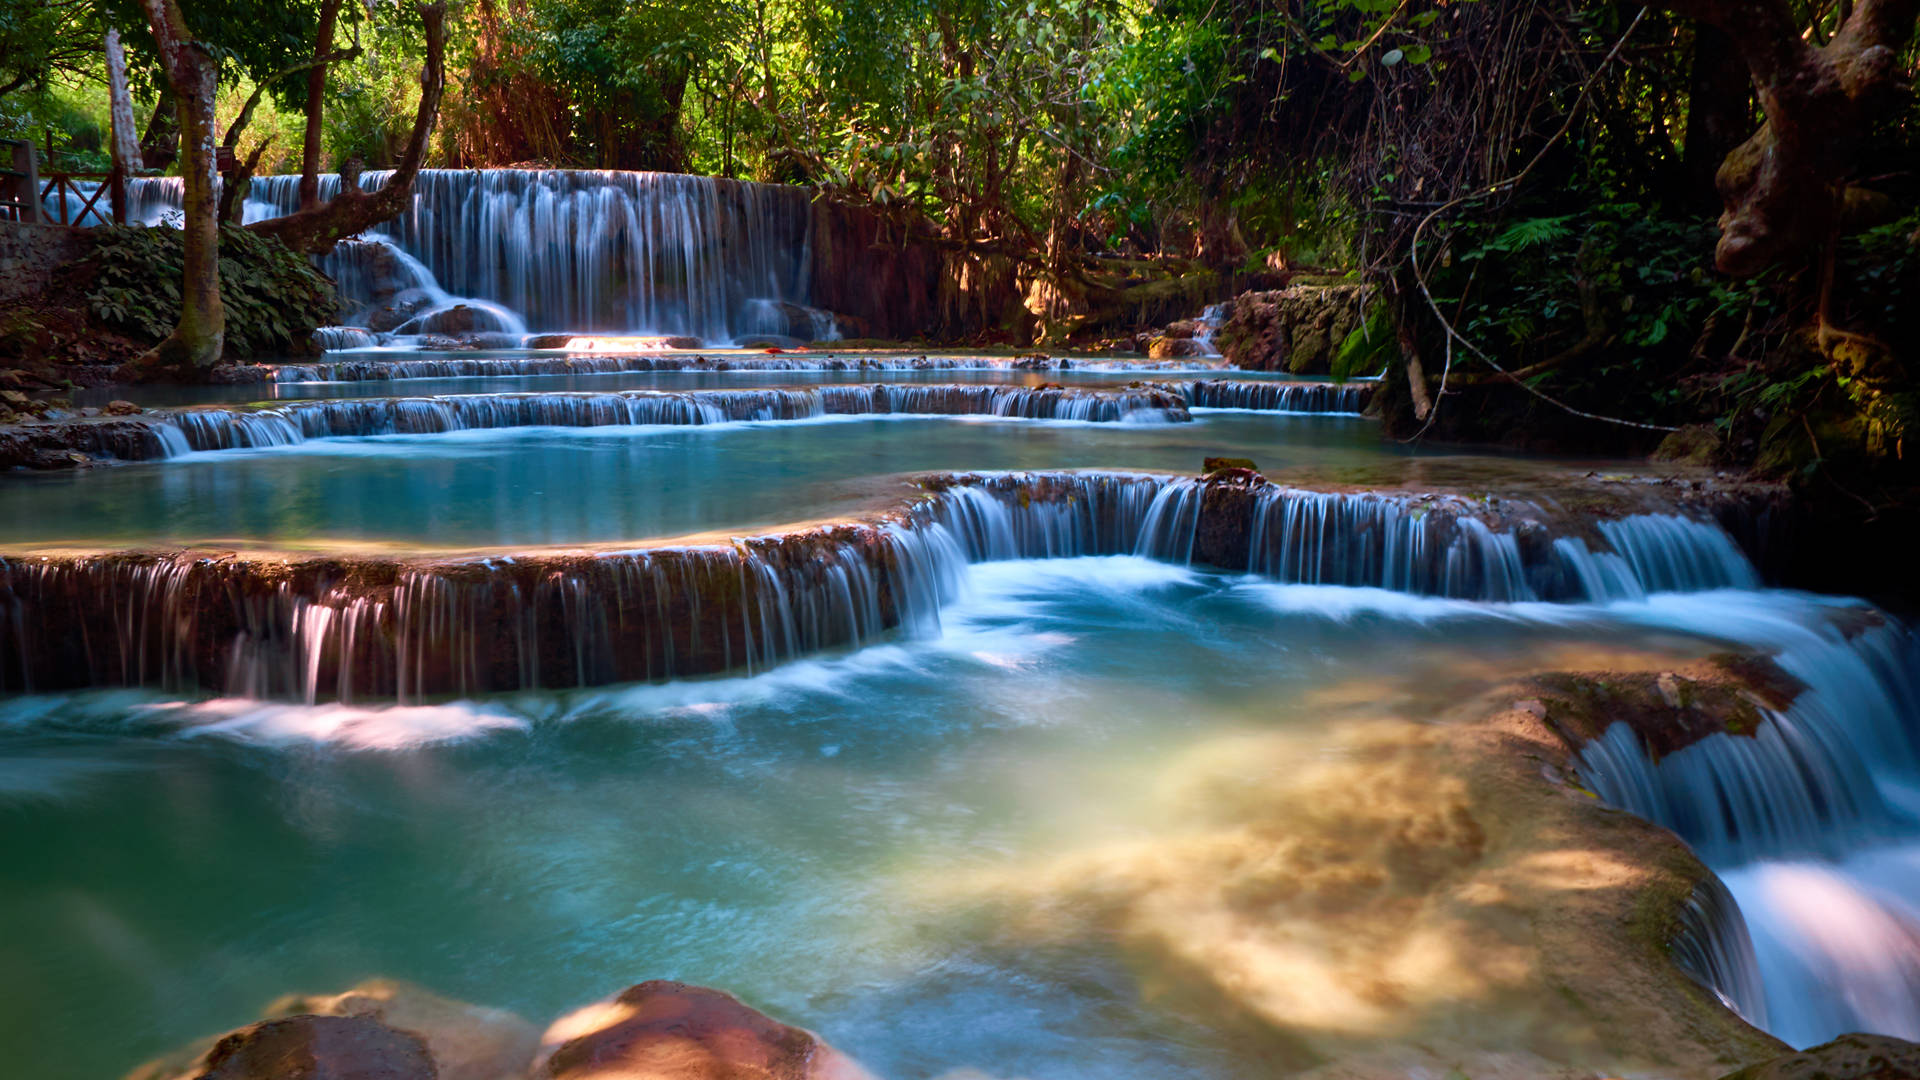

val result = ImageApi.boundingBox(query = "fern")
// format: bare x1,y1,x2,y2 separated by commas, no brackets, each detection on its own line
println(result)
1489,215,1574,253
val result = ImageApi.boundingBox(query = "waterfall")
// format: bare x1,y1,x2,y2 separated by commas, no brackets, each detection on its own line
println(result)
85,387,1190,459
1669,876,1771,1028
1172,378,1373,415
0,471,1775,701
1569,586,1920,1046
128,170,818,341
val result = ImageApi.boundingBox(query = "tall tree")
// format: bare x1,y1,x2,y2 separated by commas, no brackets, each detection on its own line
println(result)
1661,0,1920,275
134,0,223,372
248,2,448,255
298,0,342,210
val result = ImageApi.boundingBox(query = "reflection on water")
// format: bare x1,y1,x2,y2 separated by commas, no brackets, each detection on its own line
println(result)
0,556,1879,1079
70,363,1354,410
0,414,1450,550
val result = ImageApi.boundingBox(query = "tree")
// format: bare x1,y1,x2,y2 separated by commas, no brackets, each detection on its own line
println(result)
0,0,101,101
1659,0,1920,277
247,2,448,255
132,0,224,372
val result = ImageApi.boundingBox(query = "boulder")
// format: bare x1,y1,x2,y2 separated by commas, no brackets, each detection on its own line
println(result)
526,334,575,349
124,981,534,1080
662,336,704,350
536,981,873,1080
1146,336,1209,359
194,1015,436,1080
1213,285,1369,374
1719,1033,1920,1079
364,294,434,334
1654,423,1723,466
103,399,142,416
266,979,539,1080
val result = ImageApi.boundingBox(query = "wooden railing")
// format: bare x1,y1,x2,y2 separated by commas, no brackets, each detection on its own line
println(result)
1,140,130,226
39,171,128,225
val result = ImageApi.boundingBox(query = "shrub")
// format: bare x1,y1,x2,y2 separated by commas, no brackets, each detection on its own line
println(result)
76,224,340,361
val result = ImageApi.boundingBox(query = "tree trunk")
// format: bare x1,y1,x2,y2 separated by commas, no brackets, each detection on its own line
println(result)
1681,26,1750,212
135,0,224,373
1661,0,1920,275
104,28,141,224
299,0,342,211
249,2,447,256
138,93,177,171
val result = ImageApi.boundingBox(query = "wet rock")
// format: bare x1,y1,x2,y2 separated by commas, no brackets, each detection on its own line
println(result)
1213,284,1369,374
1655,424,1724,466
104,399,142,416
365,294,434,334
734,334,806,350
662,336,704,350
1146,335,1208,359
1718,1033,1920,1079
205,364,277,385
1202,456,1259,475
1160,319,1203,339
526,334,575,349
536,981,872,1080
266,979,539,1080
195,1015,436,1080
0,418,169,469
1535,655,1805,758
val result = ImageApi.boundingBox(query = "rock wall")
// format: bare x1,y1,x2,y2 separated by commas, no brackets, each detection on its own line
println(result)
0,223,92,304
1214,283,1371,374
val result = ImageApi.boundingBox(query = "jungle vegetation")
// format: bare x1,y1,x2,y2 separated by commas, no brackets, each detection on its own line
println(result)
1,0,1915,493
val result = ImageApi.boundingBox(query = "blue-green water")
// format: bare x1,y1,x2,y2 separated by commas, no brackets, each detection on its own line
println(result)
0,412,1441,550
0,556,1749,1079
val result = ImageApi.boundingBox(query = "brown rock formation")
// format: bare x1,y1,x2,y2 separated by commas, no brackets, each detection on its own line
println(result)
1214,285,1369,374
1718,1033,1920,1080
193,1015,436,1080
536,981,872,1080
267,980,539,1080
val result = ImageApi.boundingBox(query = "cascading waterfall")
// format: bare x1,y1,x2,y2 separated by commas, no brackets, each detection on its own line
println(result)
57,386,1191,461
13,465,1908,1046
128,170,819,340
0,471,1795,701
265,354,1239,382
1573,584,1920,1044
1172,378,1373,415
1669,876,1771,1028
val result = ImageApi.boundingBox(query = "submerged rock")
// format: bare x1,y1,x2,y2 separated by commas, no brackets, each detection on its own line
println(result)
195,1015,435,1080
267,979,539,1080
1532,655,1804,758
925,665,1788,1079
536,981,872,1080
1718,1033,1920,1079
123,981,535,1080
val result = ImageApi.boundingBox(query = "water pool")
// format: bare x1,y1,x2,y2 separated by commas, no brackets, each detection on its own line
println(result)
0,412,1461,550
8,555,1911,1079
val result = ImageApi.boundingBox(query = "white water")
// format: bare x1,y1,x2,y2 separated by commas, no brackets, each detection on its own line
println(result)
128,170,819,343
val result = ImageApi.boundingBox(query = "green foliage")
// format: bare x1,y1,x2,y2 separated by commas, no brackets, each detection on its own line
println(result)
1332,298,1395,380
79,225,338,360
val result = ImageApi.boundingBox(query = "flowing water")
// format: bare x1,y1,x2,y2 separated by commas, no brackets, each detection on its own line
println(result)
130,171,817,341
14,165,1916,1075
0,413,1419,550
6,377,1917,1074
